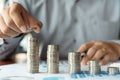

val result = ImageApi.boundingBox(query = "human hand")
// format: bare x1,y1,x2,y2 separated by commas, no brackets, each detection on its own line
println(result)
0,2,42,39
78,41,120,65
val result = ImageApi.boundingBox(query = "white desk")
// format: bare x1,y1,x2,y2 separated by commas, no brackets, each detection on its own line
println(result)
0,61,120,80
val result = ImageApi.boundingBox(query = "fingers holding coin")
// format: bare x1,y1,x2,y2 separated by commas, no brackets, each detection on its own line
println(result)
78,41,119,65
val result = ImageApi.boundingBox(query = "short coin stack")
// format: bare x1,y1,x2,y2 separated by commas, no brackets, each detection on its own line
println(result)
27,33,40,73
68,52,81,74
47,45,59,73
89,61,101,75
108,67,119,75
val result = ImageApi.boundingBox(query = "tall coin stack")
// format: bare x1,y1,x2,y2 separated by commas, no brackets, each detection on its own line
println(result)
89,61,101,75
68,52,81,74
108,67,119,75
47,45,59,73
27,33,40,73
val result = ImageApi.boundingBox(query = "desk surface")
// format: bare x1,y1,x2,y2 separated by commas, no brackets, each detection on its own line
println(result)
0,61,120,80
0,61,14,66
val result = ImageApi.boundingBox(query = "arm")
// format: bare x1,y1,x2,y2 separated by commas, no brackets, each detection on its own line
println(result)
0,34,24,61
0,0,25,61
78,41,120,65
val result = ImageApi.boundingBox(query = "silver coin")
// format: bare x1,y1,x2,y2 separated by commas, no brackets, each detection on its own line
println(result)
89,61,100,67
68,52,81,74
89,61,101,75
47,45,59,73
69,65,80,74
27,34,40,73
108,67,119,75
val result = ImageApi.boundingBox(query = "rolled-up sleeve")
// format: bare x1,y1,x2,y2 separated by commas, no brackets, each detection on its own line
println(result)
0,35,24,60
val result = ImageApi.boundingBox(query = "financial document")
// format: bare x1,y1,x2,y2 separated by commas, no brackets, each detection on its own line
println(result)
0,61,120,80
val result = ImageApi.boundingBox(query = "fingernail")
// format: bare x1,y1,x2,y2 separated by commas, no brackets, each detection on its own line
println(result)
20,26,26,32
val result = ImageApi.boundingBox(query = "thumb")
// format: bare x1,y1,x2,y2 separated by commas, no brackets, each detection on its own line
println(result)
19,3,43,33
28,16,43,33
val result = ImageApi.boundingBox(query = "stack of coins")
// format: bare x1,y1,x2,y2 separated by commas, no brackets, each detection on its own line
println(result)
47,45,59,73
108,67,119,75
89,61,101,75
68,52,81,74
27,33,40,73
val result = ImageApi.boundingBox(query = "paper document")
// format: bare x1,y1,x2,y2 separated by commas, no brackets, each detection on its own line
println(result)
0,61,120,80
